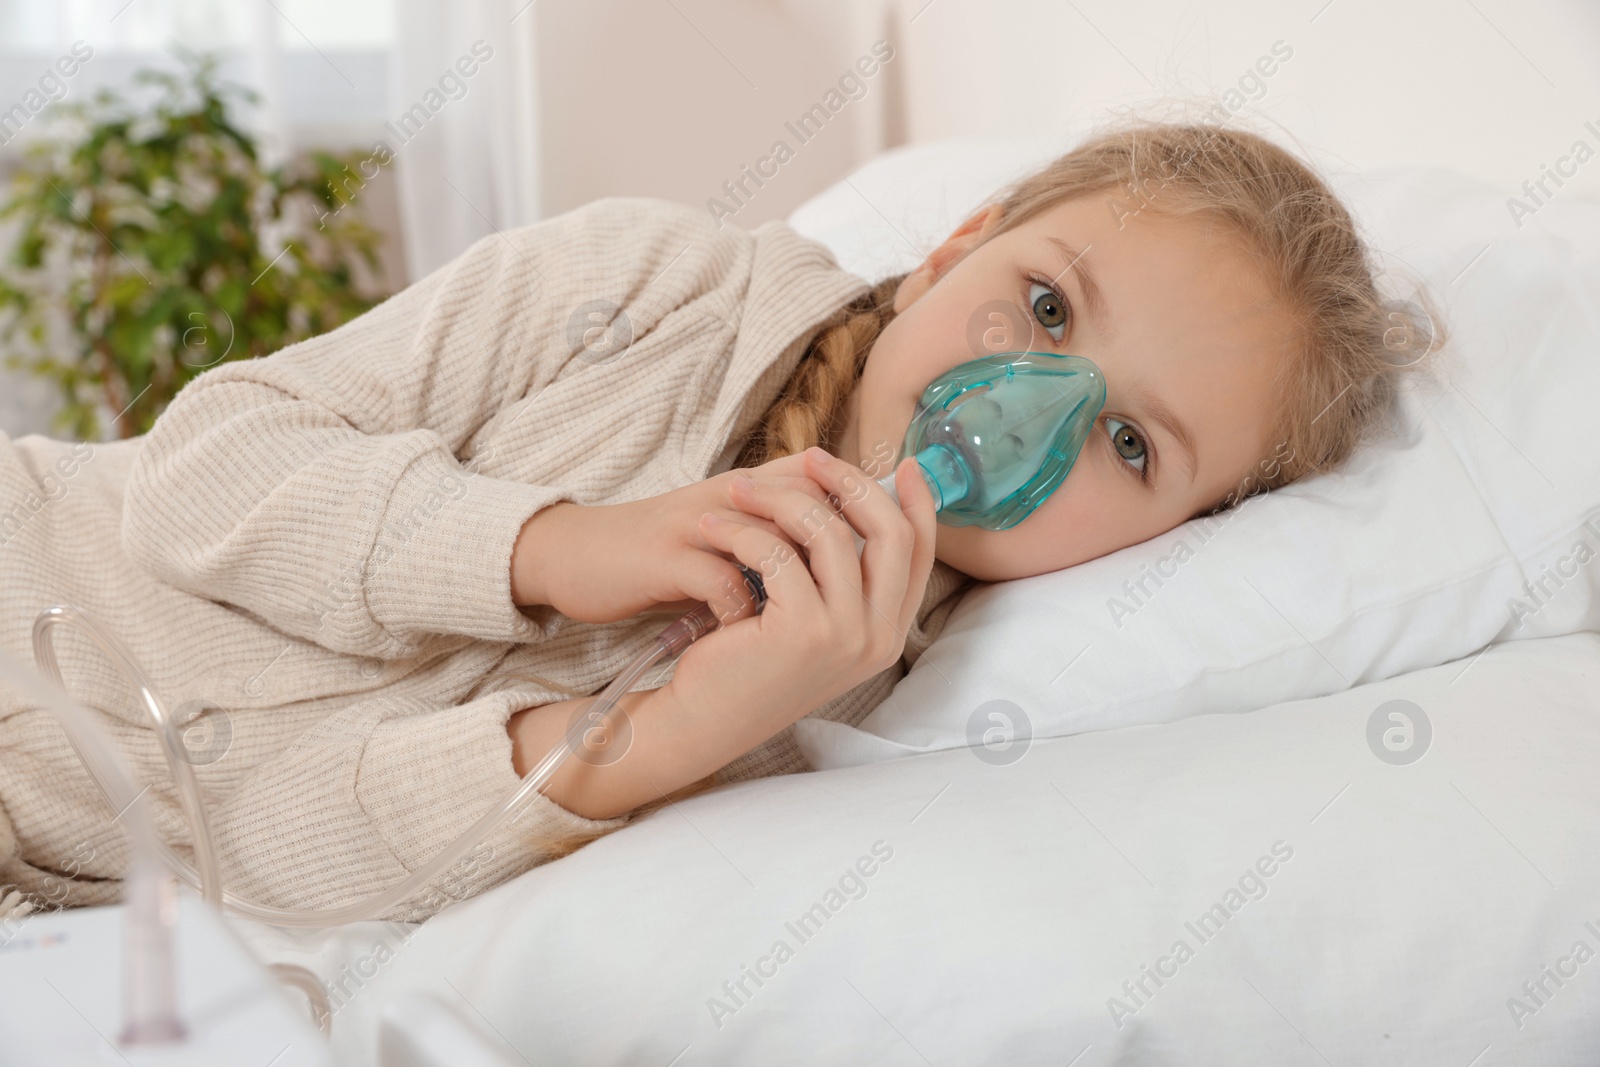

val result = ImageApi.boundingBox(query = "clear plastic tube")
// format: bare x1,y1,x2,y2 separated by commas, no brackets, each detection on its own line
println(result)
34,606,224,909
29,589,747,929
0,640,185,1044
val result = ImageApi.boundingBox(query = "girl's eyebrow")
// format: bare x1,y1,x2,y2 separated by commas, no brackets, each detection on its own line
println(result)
1044,236,1110,335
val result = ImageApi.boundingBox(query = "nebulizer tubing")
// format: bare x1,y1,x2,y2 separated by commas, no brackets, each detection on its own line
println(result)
23,349,1104,932
33,606,226,909
0,636,184,1045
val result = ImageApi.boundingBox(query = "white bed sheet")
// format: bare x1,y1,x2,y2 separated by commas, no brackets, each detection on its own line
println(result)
240,630,1600,1066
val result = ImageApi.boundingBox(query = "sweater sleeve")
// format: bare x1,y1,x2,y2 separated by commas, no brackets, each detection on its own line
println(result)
121,197,726,659
206,689,632,921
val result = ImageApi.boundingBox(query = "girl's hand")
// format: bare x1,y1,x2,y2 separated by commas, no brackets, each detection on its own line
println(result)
656,447,939,754
512,451,833,625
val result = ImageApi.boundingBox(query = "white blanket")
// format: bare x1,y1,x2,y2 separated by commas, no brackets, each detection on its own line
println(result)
239,629,1600,1066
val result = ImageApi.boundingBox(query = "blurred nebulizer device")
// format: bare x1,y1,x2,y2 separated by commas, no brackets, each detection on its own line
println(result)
0,609,526,1066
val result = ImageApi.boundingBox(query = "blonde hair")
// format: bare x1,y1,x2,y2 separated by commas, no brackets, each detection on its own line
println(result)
514,116,1443,864
731,272,905,469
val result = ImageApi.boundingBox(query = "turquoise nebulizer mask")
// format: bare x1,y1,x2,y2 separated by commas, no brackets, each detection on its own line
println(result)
873,351,1106,533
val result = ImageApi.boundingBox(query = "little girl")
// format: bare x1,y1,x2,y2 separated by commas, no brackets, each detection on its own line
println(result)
0,119,1437,921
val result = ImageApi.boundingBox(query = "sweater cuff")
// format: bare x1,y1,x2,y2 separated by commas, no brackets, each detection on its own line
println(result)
364,449,574,649
356,690,633,893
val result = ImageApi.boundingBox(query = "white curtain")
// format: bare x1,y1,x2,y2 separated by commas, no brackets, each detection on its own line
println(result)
391,0,542,282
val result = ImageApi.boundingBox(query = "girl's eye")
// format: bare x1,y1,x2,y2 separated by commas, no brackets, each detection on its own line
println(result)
1105,417,1149,480
1027,280,1069,342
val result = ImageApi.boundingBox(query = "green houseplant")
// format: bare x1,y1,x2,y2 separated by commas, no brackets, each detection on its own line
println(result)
0,49,386,439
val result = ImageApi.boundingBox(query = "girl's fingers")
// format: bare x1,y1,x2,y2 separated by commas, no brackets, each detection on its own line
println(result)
726,472,831,509
688,507,809,621
698,511,823,616
800,447,913,624
681,530,766,622
728,470,862,609
716,472,830,563
695,507,790,552
672,470,826,621
723,451,934,666
892,455,940,633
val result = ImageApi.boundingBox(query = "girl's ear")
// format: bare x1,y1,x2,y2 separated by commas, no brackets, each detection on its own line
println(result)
893,204,1006,314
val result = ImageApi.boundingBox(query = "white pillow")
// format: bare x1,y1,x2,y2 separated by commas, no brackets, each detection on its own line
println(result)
249,631,1600,1065
785,136,1600,766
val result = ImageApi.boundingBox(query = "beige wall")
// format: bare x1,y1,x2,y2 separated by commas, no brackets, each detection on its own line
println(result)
895,0,1600,192
531,0,1600,223
534,0,904,229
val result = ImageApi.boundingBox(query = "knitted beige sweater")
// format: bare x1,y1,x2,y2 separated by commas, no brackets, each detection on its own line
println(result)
0,197,974,922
